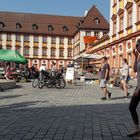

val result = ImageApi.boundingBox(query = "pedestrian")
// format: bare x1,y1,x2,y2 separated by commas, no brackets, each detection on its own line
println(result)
30,64,38,79
5,62,11,80
128,39,140,137
100,56,111,100
98,67,101,82
39,64,46,80
120,58,130,98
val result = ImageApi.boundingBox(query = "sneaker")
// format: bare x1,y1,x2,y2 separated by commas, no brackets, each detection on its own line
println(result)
127,130,140,137
101,97,107,100
124,93,130,98
127,93,130,97
108,92,112,99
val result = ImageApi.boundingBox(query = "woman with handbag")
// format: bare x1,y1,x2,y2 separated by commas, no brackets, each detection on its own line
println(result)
120,58,130,98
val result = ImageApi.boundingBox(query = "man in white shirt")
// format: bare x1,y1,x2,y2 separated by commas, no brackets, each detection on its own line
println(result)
39,64,46,71
39,64,46,80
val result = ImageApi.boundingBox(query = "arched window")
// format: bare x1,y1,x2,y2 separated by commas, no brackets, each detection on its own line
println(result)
48,25,53,31
16,23,22,30
51,48,55,57
94,18,100,25
127,42,131,49
32,24,38,30
119,45,122,51
63,26,68,32
68,48,72,57
59,49,64,57
0,22,5,29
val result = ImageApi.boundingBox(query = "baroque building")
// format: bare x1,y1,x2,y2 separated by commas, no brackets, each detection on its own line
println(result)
86,0,140,76
0,5,109,69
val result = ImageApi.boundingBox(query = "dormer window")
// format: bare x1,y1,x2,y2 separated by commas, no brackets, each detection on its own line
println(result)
48,25,53,31
16,23,22,30
32,24,38,30
63,26,68,32
80,19,84,25
94,18,100,25
0,22,5,29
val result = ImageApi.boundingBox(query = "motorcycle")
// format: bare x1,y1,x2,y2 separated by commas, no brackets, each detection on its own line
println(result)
38,69,66,89
15,69,30,82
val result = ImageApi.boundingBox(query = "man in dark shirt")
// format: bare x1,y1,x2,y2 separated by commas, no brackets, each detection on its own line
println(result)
100,56,111,100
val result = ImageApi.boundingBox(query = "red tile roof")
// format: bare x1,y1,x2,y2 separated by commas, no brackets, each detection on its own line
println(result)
0,5,109,36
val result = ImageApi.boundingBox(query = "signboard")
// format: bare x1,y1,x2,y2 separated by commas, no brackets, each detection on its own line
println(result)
65,67,74,80
84,36,97,44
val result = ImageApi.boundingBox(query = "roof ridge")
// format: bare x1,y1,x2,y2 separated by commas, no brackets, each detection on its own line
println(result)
0,10,82,19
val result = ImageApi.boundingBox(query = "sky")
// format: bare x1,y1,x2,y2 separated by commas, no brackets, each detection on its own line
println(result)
0,0,110,20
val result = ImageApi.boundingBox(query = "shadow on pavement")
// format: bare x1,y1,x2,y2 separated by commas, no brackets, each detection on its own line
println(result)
0,101,138,140
110,96,132,100
0,94,27,100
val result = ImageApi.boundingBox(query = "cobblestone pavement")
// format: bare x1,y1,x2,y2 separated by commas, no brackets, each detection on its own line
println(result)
0,80,139,140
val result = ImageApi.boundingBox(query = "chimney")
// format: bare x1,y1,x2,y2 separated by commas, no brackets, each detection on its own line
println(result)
84,10,88,17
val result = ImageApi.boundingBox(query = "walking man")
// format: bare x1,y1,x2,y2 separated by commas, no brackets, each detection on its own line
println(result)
100,56,111,100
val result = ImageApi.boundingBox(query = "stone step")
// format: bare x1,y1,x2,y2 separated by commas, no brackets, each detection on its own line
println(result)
0,79,16,90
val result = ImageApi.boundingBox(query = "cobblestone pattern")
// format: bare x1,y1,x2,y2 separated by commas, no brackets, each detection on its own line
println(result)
0,80,139,140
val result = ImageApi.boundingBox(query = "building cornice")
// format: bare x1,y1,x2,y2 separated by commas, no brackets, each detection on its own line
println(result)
117,8,124,15
118,30,124,34
111,14,117,20
29,58,73,61
111,34,116,38
112,2,117,8
90,30,140,53
125,1,133,10
125,25,133,30
0,31,74,38
135,21,140,26
134,0,140,4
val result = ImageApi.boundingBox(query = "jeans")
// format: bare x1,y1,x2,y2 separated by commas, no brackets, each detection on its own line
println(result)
129,87,140,125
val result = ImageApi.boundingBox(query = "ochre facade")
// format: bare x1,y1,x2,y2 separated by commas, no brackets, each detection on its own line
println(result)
86,0,140,77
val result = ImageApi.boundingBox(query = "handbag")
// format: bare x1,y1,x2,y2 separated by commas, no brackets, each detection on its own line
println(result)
127,75,130,81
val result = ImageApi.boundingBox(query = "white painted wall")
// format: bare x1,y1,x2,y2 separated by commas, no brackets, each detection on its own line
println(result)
47,36,51,58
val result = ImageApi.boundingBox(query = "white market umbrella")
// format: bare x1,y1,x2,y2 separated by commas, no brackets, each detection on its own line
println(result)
83,53,103,60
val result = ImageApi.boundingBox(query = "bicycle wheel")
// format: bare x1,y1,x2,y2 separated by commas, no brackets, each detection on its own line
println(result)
38,78,45,89
58,78,66,88
32,78,39,88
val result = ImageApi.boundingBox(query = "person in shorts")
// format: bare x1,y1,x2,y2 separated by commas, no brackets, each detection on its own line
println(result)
100,56,112,100
120,58,130,98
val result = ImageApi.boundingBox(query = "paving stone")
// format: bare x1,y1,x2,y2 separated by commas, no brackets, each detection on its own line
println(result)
0,80,137,140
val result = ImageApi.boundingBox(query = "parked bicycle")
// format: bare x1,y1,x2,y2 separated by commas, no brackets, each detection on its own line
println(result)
32,70,39,88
